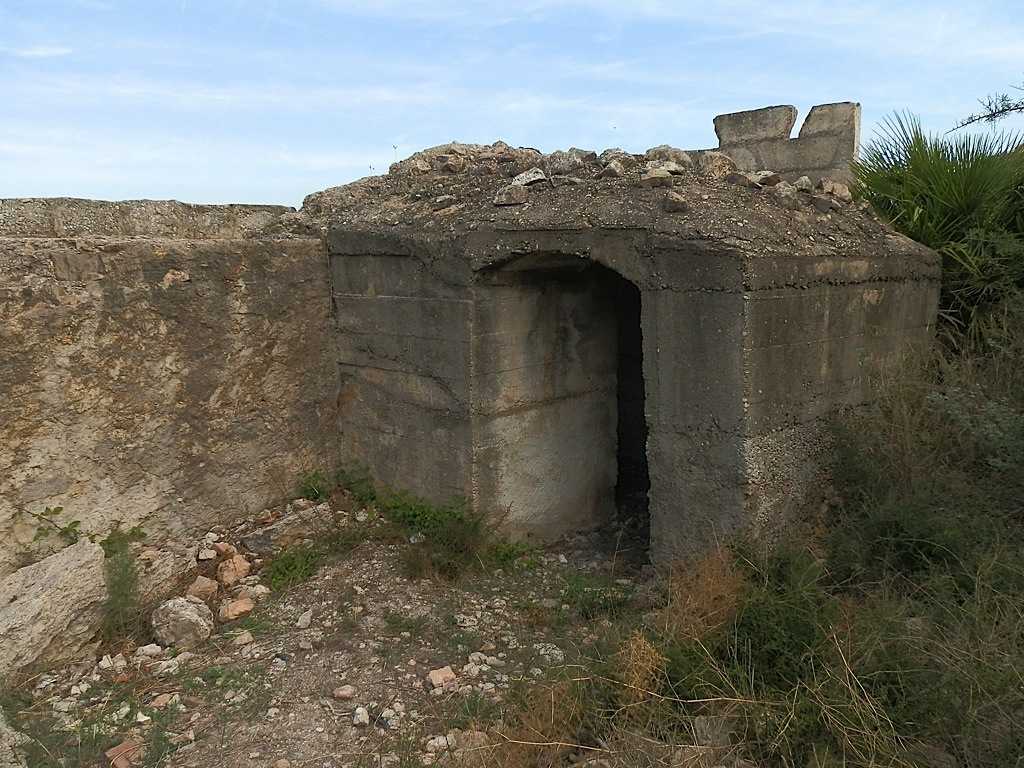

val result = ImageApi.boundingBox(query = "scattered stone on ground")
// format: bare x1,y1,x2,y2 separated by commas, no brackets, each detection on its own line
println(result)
696,150,738,179
663,191,690,213
152,596,215,648
1,492,759,767
638,169,675,188
186,575,219,603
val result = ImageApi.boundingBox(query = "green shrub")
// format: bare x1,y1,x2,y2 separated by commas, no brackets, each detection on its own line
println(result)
561,572,632,620
827,350,1024,593
99,526,147,644
731,547,833,692
334,464,377,506
853,113,1024,346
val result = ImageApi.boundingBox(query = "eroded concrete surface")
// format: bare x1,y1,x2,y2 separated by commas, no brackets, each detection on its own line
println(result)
0,235,337,576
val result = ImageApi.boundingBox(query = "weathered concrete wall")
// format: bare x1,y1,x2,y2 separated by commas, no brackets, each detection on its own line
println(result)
642,286,747,561
327,231,474,503
697,102,861,184
0,198,291,239
740,236,942,535
0,235,336,577
471,267,619,537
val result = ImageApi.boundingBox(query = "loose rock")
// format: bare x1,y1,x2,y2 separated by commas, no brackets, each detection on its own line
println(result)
644,159,688,175
333,684,357,700
697,151,738,180
104,739,145,768
219,596,255,622
817,176,853,202
186,575,218,603
427,666,457,689
597,160,625,179
645,144,692,166
793,175,814,192
240,584,271,602
724,171,759,188
510,167,547,186
598,148,638,169
753,170,783,186
771,182,802,210
0,709,27,768
0,539,107,679
216,554,251,588
212,542,237,558
811,194,839,213
544,148,594,176
233,630,255,646
133,643,163,659
493,185,529,206
152,596,214,649
663,191,690,213
638,169,675,188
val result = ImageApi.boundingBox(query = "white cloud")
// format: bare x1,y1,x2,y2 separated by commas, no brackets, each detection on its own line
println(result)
314,0,1024,67
2,73,454,111
1,45,73,58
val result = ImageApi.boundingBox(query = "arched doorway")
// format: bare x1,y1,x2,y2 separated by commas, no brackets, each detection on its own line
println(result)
472,256,650,549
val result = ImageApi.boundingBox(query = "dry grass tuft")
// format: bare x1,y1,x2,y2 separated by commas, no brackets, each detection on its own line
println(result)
616,630,667,705
465,681,591,768
657,548,746,641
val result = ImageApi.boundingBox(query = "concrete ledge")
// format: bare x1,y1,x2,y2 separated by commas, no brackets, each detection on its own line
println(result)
0,198,292,239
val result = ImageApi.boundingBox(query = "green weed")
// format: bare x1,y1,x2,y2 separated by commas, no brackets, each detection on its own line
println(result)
263,544,323,590
297,469,332,500
561,572,632,620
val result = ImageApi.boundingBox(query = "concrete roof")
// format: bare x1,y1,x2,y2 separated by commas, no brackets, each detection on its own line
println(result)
286,141,935,271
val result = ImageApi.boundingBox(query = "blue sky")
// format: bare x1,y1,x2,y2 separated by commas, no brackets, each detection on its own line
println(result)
2,0,1022,206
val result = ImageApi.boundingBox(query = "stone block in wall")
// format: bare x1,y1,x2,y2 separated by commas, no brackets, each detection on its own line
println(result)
713,105,797,144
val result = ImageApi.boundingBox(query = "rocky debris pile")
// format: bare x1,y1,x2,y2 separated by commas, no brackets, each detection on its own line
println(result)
0,527,196,682
2,493,756,767
0,709,27,768
278,136,880,262
145,495,345,640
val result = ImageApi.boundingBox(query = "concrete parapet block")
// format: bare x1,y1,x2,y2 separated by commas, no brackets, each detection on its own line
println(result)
714,105,798,144
709,100,862,184
799,101,861,141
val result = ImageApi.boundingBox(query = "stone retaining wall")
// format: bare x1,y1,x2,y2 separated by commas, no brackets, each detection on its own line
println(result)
0,234,336,578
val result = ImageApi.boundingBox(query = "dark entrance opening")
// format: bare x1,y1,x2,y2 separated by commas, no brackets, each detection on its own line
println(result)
595,267,650,536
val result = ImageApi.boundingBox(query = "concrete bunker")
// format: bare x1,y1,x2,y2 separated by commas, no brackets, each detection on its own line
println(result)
322,100,942,561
